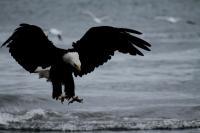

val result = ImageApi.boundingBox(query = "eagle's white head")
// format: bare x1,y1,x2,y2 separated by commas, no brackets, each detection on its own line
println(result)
63,52,81,71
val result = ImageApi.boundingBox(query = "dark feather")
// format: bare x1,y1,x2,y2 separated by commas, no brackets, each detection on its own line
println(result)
1,24,65,73
118,28,142,35
72,26,151,76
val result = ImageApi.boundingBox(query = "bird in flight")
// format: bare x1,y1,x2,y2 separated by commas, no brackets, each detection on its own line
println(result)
1,24,151,104
48,28,63,41
82,10,109,24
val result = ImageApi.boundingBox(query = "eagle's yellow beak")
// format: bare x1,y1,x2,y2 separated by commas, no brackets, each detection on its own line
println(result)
74,64,81,72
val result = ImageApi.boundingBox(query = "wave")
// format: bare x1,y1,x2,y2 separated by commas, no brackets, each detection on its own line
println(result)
0,108,200,132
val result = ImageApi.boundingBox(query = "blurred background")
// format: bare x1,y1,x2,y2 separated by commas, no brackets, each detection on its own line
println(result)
0,0,200,132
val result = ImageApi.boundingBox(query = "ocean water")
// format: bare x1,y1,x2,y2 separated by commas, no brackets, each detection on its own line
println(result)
0,0,200,132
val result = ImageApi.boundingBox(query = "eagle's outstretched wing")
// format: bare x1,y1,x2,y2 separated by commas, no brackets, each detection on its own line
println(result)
72,26,151,76
1,24,58,73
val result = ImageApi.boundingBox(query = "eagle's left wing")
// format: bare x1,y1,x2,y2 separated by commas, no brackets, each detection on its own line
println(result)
1,24,59,73
72,26,151,77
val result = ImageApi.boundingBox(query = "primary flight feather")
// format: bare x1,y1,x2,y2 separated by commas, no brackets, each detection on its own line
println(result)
1,23,151,104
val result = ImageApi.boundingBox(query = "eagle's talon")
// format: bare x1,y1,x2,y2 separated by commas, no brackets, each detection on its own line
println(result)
57,95,83,104
63,95,71,100
58,95,65,103
68,96,83,105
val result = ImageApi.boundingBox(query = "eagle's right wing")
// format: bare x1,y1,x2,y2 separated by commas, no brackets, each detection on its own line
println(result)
72,26,151,77
1,24,58,73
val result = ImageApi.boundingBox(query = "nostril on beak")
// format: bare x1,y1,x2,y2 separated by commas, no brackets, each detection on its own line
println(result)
74,64,81,72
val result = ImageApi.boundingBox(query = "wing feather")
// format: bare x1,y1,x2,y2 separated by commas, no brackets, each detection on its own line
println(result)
72,26,151,76
1,24,58,73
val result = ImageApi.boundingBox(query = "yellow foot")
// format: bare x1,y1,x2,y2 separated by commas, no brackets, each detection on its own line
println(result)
68,96,83,105
58,95,83,104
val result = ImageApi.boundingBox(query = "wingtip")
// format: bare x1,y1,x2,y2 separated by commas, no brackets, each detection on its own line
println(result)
146,43,151,47
1,42,5,48
1,38,10,48
138,53,144,56
1,24,28,48
119,28,143,35
131,30,143,35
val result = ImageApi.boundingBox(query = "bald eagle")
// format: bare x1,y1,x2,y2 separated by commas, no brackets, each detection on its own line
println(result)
1,24,151,104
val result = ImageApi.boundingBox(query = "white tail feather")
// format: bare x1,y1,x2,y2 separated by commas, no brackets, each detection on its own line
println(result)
34,67,51,81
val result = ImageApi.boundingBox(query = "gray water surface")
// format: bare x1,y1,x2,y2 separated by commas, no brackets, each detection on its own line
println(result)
0,0,200,132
